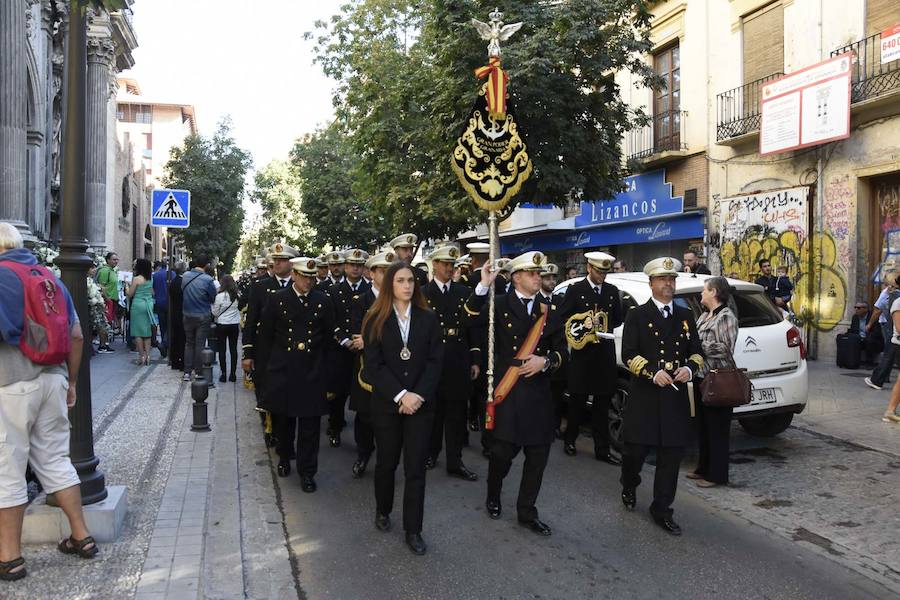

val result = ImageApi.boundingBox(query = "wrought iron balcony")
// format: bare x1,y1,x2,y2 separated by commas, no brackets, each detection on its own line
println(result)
626,110,688,161
832,31,900,104
715,72,783,142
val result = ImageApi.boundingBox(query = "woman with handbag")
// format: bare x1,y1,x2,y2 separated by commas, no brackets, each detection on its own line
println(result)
689,276,740,488
212,276,241,382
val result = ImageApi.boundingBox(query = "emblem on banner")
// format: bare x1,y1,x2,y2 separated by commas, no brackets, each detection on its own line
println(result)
564,310,609,350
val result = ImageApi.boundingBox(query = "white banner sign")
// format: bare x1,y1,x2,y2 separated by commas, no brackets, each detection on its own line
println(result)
882,24,900,64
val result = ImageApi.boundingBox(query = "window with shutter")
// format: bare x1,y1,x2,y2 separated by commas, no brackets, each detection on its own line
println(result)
742,3,784,85
866,0,900,36
653,44,681,152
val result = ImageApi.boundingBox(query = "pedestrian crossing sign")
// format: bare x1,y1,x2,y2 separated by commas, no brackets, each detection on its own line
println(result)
151,189,190,228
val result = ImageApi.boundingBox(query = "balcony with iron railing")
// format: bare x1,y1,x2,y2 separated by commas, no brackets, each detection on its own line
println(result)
832,30,900,105
625,110,689,165
715,72,782,143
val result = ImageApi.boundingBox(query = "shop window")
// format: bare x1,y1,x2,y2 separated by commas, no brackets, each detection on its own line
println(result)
742,3,784,85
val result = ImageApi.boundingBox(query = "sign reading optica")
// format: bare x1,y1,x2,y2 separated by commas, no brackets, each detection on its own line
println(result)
882,24,900,64
759,53,852,156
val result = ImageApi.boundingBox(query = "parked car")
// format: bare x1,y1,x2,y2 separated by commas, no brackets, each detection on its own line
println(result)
554,272,809,450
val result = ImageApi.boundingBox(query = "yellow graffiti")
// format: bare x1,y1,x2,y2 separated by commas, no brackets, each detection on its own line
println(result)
719,231,846,332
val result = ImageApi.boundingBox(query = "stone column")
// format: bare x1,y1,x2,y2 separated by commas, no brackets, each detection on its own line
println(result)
84,28,114,250
0,0,33,239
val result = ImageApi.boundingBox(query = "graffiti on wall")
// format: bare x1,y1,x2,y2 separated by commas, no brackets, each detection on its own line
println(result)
717,186,848,331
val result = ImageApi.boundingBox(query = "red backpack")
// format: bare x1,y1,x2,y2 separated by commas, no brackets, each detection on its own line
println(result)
0,261,71,365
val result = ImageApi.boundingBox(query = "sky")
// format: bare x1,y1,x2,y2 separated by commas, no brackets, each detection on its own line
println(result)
123,0,344,174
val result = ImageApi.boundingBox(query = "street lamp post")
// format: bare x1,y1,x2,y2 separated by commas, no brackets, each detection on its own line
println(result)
53,1,107,506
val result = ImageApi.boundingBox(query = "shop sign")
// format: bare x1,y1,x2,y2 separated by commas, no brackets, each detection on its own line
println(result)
882,25,900,64
574,169,683,228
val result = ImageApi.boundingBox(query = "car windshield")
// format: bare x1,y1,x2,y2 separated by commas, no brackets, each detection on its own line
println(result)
674,290,784,327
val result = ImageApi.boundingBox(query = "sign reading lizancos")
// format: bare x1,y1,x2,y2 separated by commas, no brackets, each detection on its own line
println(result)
574,169,684,229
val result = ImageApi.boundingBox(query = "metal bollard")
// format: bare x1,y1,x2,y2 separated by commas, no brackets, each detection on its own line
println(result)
201,347,215,388
190,376,211,432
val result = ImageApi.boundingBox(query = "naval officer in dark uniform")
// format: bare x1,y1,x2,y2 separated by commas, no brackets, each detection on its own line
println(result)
315,256,331,292
556,251,624,464
620,257,703,536
465,251,566,536
422,244,479,481
256,256,336,493
390,233,429,289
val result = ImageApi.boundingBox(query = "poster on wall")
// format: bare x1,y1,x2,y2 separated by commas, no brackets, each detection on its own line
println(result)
882,24,900,64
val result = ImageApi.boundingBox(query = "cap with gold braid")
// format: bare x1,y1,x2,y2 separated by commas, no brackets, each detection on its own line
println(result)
455,253,473,268
541,263,559,277
507,251,546,274
467,242,490,255
290,257,318,276
430,245,461,263
315,255,327,268
326,251,346,265
366,250,395,270
585,251,615,272
254,257,267,269
643,256,682,277
269,243,299,259
344,248,370,265
390,234,418,249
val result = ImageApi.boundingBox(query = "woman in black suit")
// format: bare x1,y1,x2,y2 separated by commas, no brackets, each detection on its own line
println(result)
363,262,443,555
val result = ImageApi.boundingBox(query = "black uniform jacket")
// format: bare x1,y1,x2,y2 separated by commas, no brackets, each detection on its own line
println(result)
556,278,624,396
326,278,371,393
422,280,477,396
256,287,336,418
621,299,704,447
464,290,567,446
363,305,444,416
242,275,286,361
349,288,377,413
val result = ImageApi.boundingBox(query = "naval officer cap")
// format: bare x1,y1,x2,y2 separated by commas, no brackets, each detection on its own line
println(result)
467,242,491,255
254,257,268,269
269,243,299,259
541,263,559,277
496,257,513,273
345,248,370,265
430,245,461,263
390,233,417,249
644,257,682,278
455,253,472,268
315,255,327,268
507,251,547,274
326,250,346,265
290,257,318,277
366,250,395,270
585,251,615,272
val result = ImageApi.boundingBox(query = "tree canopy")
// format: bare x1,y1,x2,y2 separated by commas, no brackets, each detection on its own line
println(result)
162,119,252,271
306,0,660,243
250,160,317,254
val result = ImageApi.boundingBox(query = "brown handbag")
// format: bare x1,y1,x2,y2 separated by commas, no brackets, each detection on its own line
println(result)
700,353,752,407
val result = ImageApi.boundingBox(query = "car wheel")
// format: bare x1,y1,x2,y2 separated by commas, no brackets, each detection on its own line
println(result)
608,380,629,453
738,413,794,437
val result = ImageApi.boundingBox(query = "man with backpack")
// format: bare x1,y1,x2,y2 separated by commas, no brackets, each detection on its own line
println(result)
0,223,98,581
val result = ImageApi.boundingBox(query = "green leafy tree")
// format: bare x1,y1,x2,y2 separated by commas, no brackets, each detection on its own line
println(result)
162,119,252,271
309,0,660,239
251,160,317,254
290,123,391,249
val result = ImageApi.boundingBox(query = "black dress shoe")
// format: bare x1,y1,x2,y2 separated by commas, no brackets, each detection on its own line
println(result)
518,518,552,536
300,476,317,493
329,434,341,448
405,533,427,555
424,456,437,470
277,461,291,477
485,500,501,520
228,373,236,382
653,514,682,536
219,374,226,383
621,487,636,510
563,443,577,456
375,514,391,532
594,450,622,466
351,455,370,479
447,465,478,481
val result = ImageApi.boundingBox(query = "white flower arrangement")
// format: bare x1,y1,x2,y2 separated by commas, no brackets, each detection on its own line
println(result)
32,241,61,277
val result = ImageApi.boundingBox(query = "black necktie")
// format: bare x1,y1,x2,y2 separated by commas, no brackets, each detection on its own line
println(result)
521,296,532,314
443,284,448,294
280,279,287,288
352,283,357,292
662,305,671,319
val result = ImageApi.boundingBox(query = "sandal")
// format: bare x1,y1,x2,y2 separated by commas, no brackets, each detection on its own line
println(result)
58,535,99,559
0,556,27,581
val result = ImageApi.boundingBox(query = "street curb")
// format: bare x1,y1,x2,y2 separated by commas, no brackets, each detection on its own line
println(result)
789,424,900,459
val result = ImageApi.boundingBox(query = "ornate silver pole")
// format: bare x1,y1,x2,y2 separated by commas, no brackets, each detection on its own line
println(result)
486,211,497,404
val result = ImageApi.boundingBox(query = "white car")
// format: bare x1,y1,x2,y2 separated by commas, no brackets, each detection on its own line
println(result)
554,273,809,447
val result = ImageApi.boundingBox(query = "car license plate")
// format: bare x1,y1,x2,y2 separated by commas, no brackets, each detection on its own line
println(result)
750,388,778,405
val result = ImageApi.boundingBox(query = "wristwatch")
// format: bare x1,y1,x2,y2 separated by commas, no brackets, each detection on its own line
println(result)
541,356,551,372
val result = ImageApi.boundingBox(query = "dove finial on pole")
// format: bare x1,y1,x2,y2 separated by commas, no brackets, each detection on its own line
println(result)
470,8,523,59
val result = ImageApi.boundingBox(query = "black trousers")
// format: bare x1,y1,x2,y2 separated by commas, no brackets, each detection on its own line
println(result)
216,323,239,377
468,372,486,423
694,393,733,484
354,411,375,458
274,415,321,477
487,439,551,522
620,443,684,518
372,409,434,534
564,393,612,451
428,387,467,469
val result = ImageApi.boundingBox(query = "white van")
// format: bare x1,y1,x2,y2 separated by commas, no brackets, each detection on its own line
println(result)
554,273,808,447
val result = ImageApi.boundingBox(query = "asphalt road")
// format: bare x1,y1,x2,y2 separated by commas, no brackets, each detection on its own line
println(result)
275,423,895,600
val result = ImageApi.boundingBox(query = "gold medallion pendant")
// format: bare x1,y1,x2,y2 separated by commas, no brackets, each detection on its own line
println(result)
400,347,411,361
